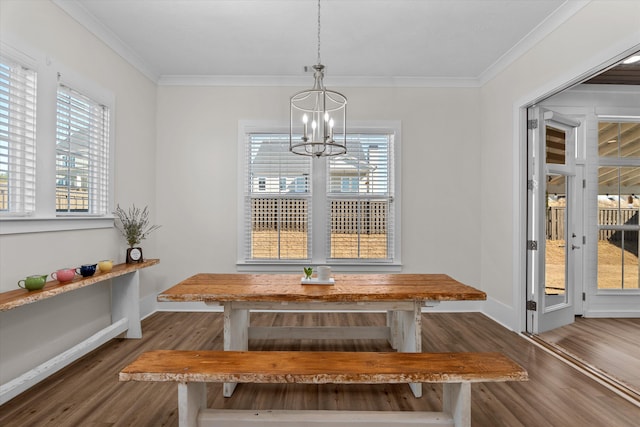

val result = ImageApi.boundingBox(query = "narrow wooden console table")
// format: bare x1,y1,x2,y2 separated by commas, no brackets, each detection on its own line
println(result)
0,259,159,405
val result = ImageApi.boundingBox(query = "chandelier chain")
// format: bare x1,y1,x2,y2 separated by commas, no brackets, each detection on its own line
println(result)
317,0,321,65
289,0,347,157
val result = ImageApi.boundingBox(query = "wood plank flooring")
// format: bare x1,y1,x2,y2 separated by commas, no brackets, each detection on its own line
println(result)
0,311,639,426
537,317,640,394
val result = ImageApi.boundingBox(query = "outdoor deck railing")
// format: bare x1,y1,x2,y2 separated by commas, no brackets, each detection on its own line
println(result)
548,207,638,240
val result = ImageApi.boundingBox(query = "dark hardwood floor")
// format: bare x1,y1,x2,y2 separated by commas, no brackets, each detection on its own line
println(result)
0,311,639,426
537,317,640,395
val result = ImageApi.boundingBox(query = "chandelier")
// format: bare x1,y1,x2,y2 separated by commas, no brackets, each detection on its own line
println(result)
290,0,347,157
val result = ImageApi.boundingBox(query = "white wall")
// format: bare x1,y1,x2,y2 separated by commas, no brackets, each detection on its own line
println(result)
0,1,158,384
479,0,640,329
155,86,483,298
1,0,639,394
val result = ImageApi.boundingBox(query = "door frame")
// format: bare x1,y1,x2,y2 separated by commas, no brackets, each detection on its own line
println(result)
514,43,640,334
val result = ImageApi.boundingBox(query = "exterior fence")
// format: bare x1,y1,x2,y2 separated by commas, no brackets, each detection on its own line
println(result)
251,198,388,234
0,189,89,212
548,207,638,240
331,200,387,234
252,198,308,232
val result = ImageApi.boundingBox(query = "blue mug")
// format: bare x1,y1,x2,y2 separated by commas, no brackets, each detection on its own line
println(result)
76,264,97,277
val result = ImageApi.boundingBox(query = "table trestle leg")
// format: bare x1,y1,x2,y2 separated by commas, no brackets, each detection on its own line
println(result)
223,304,249,397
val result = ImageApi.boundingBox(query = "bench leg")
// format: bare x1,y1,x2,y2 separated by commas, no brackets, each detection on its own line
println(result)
443,382,470,427
223,303,249,397
178,382,207,427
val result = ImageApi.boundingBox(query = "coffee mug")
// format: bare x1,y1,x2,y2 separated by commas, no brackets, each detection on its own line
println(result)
51,268,76,282
18,275,48,291
98,260,113,273
76,264,97,277
317,265,331,281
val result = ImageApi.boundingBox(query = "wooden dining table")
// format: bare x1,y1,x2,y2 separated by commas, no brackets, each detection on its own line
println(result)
158,273,486,397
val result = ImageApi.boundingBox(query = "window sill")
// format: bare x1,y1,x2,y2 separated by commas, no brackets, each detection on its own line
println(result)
595,288,640,296
236,261,403,273
0,216,114,235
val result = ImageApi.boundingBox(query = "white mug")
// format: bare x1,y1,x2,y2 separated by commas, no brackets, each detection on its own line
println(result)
317,265,331,281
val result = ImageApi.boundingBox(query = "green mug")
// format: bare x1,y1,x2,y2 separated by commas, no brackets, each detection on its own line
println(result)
18,275,48,291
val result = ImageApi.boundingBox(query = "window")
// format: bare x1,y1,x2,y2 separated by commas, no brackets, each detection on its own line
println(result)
240,124,399,267
0,55,37,215
328,135,394,261
244,134,311,260
597,121,640,290
0,43,114,234
56,84,110,215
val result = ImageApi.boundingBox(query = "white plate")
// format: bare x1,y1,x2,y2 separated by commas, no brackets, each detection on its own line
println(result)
301,277,335,285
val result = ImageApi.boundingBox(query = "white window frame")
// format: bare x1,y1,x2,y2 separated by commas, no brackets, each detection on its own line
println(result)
0,42,114,235
596,114,640,294
237,120,402,272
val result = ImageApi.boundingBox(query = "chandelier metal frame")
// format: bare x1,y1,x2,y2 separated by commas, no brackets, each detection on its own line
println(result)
290,0,347,157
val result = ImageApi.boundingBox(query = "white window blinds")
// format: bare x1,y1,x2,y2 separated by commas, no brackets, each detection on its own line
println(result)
241,129,397,265
244,133,312,260
328,134,394,261
56,84,110,215
0,56,37,215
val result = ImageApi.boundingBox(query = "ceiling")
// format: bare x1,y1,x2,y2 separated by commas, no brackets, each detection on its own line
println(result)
583,60,640,85
52,0,589,85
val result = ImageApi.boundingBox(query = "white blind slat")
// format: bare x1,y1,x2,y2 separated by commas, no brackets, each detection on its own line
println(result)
246,134,311,260
0,56,37,214
327,134,394,261
242,131,395,263
56,84,110,214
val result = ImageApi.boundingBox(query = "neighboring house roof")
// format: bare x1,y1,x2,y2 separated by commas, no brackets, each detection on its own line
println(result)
251,139,376,178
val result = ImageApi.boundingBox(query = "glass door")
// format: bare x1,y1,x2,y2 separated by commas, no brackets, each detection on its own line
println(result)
527,107,582,334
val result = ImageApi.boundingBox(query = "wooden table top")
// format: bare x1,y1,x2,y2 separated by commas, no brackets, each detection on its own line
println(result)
157,273,486,304
0,259,160,312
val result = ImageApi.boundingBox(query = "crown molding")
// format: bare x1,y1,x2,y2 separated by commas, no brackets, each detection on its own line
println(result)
52,0,159,83
477,0,591,86
157,74,481,88
52,0,590,89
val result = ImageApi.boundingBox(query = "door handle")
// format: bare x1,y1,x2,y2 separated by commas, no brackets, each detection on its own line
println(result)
572,244,581,250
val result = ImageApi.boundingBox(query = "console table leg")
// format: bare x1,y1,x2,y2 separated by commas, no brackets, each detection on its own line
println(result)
111,270,141,339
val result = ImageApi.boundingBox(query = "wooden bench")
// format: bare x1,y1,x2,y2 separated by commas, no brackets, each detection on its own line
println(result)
119,350,528,427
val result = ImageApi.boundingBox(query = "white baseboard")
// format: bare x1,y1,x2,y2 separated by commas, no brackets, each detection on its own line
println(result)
479,296,518,331
140,292,165,319
583,310,640,318
0,318,128,405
